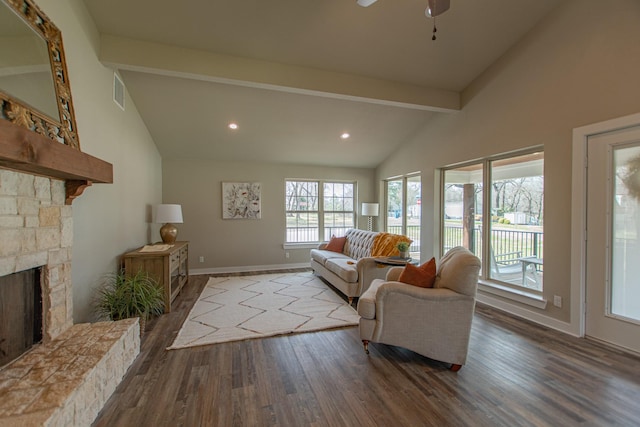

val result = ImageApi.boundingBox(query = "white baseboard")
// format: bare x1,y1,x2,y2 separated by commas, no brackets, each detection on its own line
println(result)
477,293,580,337
189,262,310,276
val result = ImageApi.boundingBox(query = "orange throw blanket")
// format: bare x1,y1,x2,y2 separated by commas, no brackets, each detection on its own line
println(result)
371,232,412,257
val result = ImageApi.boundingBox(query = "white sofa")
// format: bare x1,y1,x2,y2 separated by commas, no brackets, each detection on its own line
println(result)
310,229,398,304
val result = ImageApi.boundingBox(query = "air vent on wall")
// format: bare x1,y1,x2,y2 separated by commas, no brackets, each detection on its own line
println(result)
113,72,125,111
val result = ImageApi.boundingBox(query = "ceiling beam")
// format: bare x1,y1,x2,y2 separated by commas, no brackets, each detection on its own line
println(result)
99,35,460,113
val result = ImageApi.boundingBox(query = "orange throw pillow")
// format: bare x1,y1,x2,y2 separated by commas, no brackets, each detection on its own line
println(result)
398,257,436,288
325,235,347,253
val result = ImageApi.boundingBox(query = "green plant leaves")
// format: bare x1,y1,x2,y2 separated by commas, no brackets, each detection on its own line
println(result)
95,270,164,322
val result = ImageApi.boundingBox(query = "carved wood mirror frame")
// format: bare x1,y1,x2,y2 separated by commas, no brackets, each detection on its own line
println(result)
0,0,80,150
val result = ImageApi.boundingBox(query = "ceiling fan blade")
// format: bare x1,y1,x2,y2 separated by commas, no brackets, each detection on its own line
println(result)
426,0,450,17
357,0,378,7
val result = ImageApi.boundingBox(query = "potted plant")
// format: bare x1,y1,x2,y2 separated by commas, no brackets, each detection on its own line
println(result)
397,241,411,259
95,269,164,335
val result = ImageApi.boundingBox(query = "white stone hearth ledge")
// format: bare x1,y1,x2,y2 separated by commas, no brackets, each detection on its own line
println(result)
0,319,140,427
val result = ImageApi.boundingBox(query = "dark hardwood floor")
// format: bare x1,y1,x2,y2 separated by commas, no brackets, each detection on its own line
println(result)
93,273,640,427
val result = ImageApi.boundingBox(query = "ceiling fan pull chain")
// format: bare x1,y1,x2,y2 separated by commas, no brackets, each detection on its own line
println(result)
432,17,437,40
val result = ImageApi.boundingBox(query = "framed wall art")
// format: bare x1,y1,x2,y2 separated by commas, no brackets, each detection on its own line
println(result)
222,182,261,219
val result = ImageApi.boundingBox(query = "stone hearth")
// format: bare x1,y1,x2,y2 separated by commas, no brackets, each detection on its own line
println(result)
0,320,138,426
0,169,140,426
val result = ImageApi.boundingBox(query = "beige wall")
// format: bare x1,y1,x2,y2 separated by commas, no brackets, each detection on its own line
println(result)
38,0,163,323
162,159,375,271
376,0,640,327
23,0,640,328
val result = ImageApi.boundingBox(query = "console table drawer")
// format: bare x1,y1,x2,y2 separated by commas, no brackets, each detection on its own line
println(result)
170,252,181,269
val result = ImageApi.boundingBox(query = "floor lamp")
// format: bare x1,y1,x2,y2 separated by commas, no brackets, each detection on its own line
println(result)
361,203,379,231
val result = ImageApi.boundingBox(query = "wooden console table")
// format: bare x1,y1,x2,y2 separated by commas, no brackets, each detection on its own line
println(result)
121,242,189,313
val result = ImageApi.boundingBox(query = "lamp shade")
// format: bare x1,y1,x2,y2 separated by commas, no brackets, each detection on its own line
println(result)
361,203,379,217
155,204,183,224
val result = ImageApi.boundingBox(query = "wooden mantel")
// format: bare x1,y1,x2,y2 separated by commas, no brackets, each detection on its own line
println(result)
0,119,113,204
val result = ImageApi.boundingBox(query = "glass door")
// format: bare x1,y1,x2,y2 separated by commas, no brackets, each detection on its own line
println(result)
586,126,640,353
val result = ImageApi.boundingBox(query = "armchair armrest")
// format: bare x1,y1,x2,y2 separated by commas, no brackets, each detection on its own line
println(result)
386,267,404,281
376,281,470,304
355,257,397,295
365,281,476,367
359,246,480,368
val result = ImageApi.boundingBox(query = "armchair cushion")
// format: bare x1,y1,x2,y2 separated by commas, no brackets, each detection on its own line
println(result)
398,257,436,288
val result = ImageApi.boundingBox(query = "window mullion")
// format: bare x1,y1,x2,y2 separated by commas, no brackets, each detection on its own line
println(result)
482,160,491,280
402,177,407,235
318,182,325,240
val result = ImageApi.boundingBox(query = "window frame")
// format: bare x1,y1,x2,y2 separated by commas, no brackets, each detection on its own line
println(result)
439,147,544,298
384,173,421,261
285,179,356,245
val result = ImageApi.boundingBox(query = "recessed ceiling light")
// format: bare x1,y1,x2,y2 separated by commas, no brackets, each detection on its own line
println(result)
340,133,350,140
228,122,238,130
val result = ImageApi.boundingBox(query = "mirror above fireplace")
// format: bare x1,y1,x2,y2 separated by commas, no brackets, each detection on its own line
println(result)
0,0,112,204
0,0,79,149
0,1,58,122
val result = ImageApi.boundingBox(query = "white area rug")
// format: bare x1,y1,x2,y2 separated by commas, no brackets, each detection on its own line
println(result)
167,271,359,349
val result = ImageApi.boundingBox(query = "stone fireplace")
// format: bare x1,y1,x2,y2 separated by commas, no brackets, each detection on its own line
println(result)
0,172,74,341
0,170,139,426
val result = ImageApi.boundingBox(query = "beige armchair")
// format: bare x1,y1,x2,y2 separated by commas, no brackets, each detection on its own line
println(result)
357,246,481,371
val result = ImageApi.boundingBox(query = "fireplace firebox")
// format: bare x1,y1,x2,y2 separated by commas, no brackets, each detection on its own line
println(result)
0,267,43,367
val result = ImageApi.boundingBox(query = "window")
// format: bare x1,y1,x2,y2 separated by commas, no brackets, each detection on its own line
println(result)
441,150,544,292
385,174,421,261
285,180,355,243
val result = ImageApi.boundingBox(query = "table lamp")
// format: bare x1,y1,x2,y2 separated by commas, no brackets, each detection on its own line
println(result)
155,204,183,244
361,202,379,231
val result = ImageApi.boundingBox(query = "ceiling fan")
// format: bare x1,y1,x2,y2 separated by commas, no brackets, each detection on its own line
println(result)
357,0,450,16
356,0,451,39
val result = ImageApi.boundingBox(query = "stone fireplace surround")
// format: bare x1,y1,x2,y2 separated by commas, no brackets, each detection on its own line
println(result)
0,169,140,426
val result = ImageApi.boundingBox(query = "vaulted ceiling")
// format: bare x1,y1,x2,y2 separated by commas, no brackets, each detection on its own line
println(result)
83,0,563,168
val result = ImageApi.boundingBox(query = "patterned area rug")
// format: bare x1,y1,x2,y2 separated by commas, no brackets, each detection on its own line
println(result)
167,271,359,349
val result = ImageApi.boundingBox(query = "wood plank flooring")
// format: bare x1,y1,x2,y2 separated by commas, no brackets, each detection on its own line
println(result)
93,273,640,427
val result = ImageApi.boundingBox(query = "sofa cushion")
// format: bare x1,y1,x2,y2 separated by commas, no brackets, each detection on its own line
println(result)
398,258,436,288
324,258,358,283
325,235,347,253
310,249,350,265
